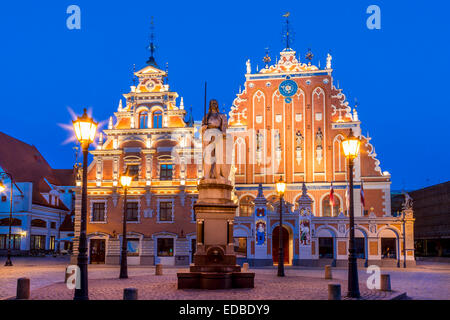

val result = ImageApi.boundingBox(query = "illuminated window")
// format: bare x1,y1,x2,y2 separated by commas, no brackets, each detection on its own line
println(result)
157,238,174,256
322,195,340,217
127,239,140,256
153,110,163,128
139,111,148,129
160,164,173,180
239,196,255,217
0,234,21,250
381,238,397,259
127,165,139,181
31,235,46,250
234,237,247,258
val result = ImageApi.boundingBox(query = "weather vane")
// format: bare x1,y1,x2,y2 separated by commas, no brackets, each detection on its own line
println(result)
147,17,157,66
282,12,293,50
263,47,271,68
305,48,314,66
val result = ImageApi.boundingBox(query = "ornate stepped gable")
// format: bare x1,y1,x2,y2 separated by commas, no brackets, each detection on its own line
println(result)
228,47,386,183
227,46,389,219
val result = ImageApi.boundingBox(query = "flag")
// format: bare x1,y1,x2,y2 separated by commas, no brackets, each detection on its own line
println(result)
360,180,365,208
345,182,350,211
329,182,335,207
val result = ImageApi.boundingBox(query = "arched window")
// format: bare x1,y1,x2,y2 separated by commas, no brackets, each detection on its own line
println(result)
139,111,148,129
0,218,21,226
31,219,47,228
239,196,255,217
153,110,163,128
322,195,341,217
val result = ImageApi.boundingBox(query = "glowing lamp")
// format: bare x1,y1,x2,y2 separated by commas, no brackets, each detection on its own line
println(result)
342,131,360,160
72,108,97,145
0,180,5,193
120,174,132,188
276,176,286,196
20,230,27,237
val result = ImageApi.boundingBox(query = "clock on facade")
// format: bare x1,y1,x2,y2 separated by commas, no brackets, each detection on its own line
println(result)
279,79,298,97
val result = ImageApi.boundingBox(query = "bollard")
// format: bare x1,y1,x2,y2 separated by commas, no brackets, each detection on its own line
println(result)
328,284,341,300
380,274,391,291
16,278,30,300
123,288,138,300
155,263,163,276
324,265,332,279
242,263,249,272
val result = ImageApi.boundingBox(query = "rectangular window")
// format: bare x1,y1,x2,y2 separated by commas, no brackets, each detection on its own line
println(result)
92,202,106,222
31,235,46,250
126,202,139,221
159,201,173,221
160,164,173,181
50,222,56,229
50,236,55,251
127,165,140,181
157,238,174,256
0,234,21,250
127,239,140,256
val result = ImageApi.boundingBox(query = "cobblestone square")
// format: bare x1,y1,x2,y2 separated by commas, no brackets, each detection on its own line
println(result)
0,257,449,300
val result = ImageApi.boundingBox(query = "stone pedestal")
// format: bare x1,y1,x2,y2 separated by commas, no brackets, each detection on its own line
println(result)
177,179,255,289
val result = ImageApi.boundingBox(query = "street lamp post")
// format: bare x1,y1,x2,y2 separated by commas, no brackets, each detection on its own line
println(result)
402,211,407,268
119,172,132,279
72,108,97,301
0,172,14,266
342,130,361,298
276,176,286,277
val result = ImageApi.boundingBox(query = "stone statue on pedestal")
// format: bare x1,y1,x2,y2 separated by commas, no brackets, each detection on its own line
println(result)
201,99,231,183
177,99,254,290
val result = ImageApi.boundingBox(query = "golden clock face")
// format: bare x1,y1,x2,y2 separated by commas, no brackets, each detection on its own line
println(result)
145,80,155,91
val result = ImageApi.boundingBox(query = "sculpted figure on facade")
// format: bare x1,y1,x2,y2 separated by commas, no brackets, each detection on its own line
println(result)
295,130,303,150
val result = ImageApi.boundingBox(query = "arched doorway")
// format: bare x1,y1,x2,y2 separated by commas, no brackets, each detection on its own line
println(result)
272,226,289,264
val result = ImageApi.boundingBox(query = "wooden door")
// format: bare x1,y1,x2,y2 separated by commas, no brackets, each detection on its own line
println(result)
90,239,105,264
272,226,289,264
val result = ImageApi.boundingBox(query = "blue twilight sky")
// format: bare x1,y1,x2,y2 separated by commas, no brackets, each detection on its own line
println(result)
0,0,448,191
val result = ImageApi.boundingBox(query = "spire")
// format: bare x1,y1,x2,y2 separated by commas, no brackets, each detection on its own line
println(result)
297,182,313,214
180,97,184,110
108,116,113,129
118,99,123,112
353,99,359,121
186,107,194,127
282,12,293,50
146,17,157,67
254,183,267,206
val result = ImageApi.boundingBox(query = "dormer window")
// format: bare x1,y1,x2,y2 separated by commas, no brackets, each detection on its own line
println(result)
153,110,163,128
139,111,148,129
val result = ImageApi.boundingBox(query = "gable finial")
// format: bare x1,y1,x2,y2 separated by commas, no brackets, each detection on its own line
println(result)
146,17,157,66
263,47,271,68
